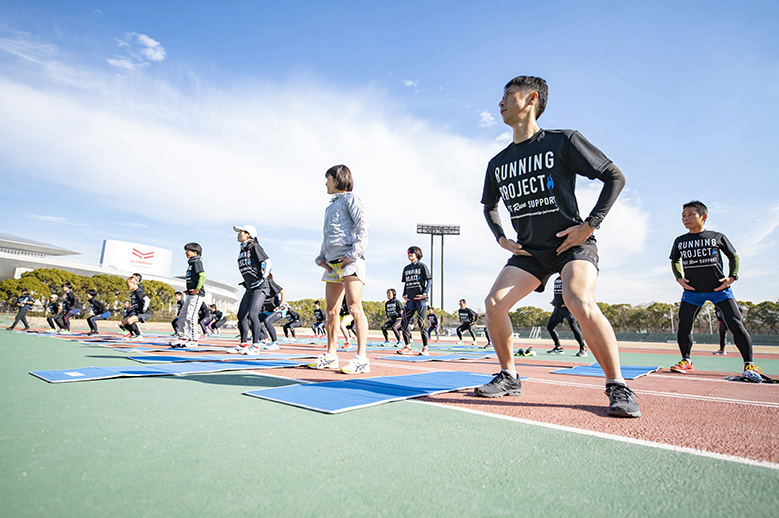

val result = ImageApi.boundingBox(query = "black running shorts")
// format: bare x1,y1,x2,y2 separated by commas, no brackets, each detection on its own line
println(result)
505,238,599,293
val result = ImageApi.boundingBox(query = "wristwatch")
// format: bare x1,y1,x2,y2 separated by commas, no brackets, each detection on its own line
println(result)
730,274,739,281
585,216,601,230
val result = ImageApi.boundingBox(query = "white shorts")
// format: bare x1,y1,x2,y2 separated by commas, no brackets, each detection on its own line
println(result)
321,257,366,284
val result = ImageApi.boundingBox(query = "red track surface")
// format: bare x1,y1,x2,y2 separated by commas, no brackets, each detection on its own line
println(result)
58,329,779,465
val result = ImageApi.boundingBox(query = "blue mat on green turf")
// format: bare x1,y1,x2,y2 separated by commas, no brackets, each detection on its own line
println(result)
30,359,307,383
551,363,661,379
243,370,495,414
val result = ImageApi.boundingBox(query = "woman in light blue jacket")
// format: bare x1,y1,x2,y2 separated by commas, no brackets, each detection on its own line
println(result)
308,164,370,374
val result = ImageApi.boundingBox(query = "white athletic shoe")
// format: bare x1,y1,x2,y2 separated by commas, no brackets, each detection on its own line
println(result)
129,335,145,342
263,342,280,351
341,355,370,374
245,344,262,355
307,353,340,370
228,344,249,354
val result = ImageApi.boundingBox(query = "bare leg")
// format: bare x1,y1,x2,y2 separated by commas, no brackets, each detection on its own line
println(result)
343,275,368,357
484,266,542,372
561,260,623,380
324,282,345,355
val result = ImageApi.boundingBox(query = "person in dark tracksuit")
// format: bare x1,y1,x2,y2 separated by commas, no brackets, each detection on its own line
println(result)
545,276,587,356
6,289,34,331
381,288,404,346
85,289,111,336
397,246,432,356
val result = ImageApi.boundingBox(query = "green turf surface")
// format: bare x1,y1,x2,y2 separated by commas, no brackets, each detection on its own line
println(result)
1,330,778,517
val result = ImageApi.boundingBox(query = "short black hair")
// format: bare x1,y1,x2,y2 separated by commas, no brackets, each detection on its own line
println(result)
184,242,202,255
62,282,72,289
174,291,183,297
504,76,548,120
132,273,143,282
683,200,708,217
387,288,396,297
86,289,97,297
459,299,466,304
325,164,354,192
407,246,423,259
21,288,28,294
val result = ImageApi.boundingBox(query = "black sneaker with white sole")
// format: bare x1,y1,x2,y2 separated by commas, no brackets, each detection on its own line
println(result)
605,384,641,418
474,371,522,398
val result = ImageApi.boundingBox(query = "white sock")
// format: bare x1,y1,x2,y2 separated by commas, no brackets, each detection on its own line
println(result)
606,378,626,386
501,369,518,378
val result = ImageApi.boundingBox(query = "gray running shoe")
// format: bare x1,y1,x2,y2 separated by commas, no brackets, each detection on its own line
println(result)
547,347,565,354
605,384,641,418
474,372,522,398
575,349,588,357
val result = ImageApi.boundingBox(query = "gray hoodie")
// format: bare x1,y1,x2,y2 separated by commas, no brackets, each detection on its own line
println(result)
315,192,368,265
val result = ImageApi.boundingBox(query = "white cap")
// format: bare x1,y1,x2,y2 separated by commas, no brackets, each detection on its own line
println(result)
50,294,58,300
233,224,257,238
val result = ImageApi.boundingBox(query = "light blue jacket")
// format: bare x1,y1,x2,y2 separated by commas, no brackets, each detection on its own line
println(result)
315,192,368,265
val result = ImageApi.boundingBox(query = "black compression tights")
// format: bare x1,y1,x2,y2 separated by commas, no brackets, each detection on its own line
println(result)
677,299,752,363
237,288,267,344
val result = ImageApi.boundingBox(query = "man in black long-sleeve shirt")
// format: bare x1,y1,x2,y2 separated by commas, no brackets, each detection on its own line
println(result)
475,75,639,419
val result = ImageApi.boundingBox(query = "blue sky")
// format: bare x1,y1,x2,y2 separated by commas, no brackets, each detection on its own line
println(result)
1,0,777,312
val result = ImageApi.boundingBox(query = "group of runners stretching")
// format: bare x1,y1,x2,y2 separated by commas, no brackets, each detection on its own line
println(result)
6,75,764,418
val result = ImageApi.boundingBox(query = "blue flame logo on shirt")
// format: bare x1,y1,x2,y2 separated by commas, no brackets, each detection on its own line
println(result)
546,175,554,190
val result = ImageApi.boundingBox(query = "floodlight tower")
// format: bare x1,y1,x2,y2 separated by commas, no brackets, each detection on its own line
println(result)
416,224,460,310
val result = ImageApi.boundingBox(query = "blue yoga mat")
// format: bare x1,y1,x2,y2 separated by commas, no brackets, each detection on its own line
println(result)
128,354,313,363
243,370,495,414
30,359,307,383
376,353,494,363
110,346,230,353
551,363,661,379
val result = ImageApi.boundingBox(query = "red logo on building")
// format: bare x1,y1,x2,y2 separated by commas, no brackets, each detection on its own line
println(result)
132,249,154,260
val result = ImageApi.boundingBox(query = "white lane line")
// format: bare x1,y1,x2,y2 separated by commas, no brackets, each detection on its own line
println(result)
525,377,779,408
412,400,779,470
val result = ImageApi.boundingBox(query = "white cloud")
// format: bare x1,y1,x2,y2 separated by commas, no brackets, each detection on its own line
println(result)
495,132,511,145
107,32,166,70
477,110,496,128
402,79,420,87
24,213,86,226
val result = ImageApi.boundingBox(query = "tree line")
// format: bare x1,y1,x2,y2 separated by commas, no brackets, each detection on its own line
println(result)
2,268,777,334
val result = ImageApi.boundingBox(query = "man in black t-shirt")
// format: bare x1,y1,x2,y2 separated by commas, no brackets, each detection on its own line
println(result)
668,200,759,379
474,76,639,418
397,246,432,356
545,276,587,356
172,242,206,347
456,299,479,345
381,288,404,346
312,301,326,338
6,289,34,331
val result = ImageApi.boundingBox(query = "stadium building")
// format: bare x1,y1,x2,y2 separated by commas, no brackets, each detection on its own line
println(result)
0,233,237,311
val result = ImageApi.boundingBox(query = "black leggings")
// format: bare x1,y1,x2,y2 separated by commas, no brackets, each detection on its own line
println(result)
260,311,283,342
237,288,268,344
283,320,300,337
546,308,585,348
400,302,428,346
381,319,402,341
457,322,476,341
678,299,752,362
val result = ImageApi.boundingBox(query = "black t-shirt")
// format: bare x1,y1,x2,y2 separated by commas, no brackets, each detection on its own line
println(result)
401,261,432,301
385,298,404,319
286,308,301,323
198,301,211,321
130,286,146,314
16,294,33,309
458,307,477,324
314,308,325,323
47,301,60,315
261,279,283,312
552,277,565,308
186,255,206,296
212,309,224,320
481,129,611,255
238,240,269,290
427,312,439,326
62,291,78,312
670,230,737,293
88,298,108,315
